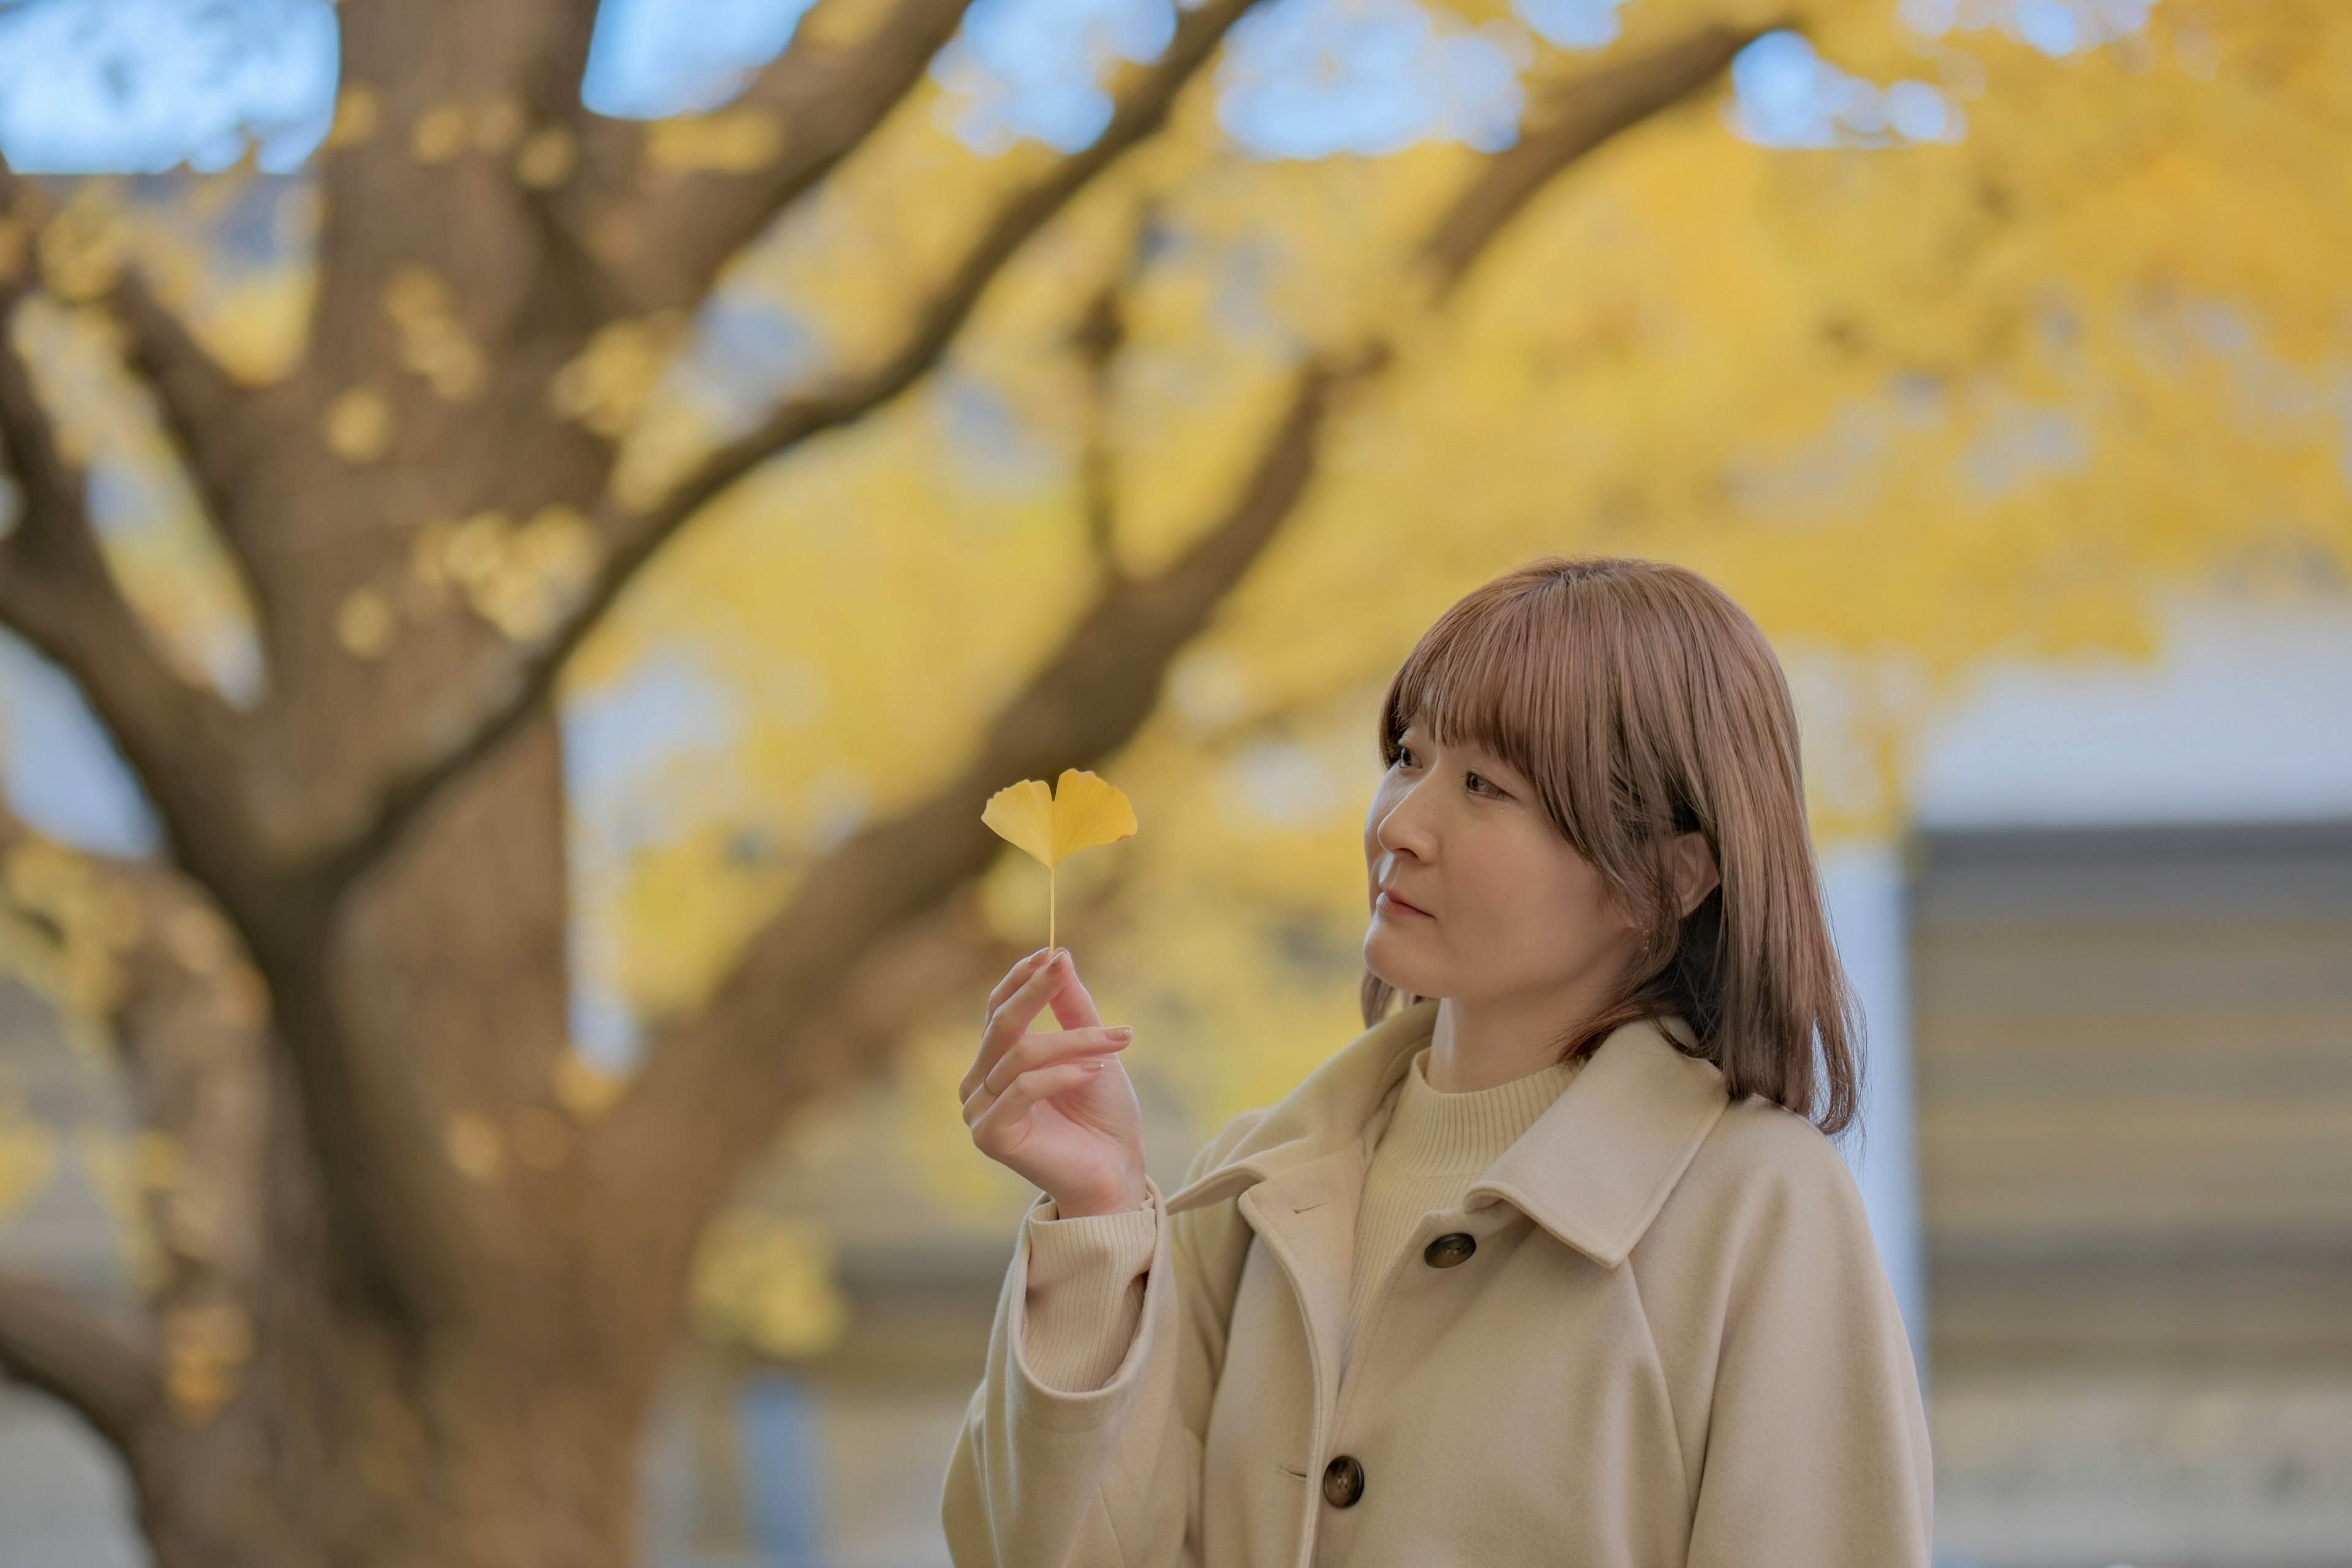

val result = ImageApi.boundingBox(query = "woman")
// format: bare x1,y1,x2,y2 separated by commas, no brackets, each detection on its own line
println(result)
943,556,1932,1567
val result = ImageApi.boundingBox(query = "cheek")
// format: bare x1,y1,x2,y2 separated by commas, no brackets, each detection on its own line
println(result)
1491,837,1627,948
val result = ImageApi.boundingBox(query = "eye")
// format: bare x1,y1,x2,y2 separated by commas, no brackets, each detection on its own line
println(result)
1465,771,1504,798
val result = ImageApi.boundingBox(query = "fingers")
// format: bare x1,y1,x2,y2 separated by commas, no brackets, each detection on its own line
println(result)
963,947,1087,1099
963,948,1060,1098
961,1027,1131,1126
982,947,1055,1015
982,1026,1131,1101
968,1058,1109,1150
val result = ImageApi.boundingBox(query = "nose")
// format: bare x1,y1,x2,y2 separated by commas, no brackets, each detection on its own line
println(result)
1372,775,1434,860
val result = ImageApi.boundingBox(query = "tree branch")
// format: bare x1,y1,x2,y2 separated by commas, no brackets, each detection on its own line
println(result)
578,0,980,314
1071,205,1160,579
1,158,255,556
0,1268,159,1451
110,267,255,565
325,0,1262,895
0,284,263,915
0,800,266,1434
1422,22,1763,293
598,17,1759,1231
606,350,1373,1225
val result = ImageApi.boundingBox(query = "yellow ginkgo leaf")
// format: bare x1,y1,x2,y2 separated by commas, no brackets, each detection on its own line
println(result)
981,768,1137,950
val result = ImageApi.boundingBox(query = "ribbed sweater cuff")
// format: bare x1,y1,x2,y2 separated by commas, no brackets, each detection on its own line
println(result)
1021,1200,1157,1393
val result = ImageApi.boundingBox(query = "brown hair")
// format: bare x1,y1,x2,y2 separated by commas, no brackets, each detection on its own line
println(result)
1360,555,1863,1136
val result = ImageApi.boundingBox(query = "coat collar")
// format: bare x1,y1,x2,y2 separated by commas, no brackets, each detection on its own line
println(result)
1164,995,1732,1268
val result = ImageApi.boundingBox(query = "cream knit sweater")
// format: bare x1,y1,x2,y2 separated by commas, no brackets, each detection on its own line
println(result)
1020,1045,1583,1391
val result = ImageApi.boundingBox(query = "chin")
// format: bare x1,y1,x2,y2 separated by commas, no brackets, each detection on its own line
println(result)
1363,927,1445,1000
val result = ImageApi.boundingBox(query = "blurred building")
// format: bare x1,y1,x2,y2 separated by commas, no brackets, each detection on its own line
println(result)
1913,820,2352,1566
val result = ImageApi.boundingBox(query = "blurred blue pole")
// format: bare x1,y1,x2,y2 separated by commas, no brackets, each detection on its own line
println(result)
1819,840,1929,1387
737,1370,827,1568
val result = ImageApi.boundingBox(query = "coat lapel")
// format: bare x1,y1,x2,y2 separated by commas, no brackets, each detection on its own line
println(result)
1167,998,1435,1428
1168,997,1734,1272
1465,1016,1732,1267
1235,1140,1366,1420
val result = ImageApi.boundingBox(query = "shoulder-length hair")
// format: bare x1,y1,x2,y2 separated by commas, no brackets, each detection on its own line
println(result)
1360,554,1863,1136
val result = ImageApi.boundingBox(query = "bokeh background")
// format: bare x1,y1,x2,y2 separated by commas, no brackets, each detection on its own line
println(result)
0,1,2347,1565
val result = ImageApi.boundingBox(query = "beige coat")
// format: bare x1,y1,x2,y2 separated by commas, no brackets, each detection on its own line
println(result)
942,995,1932,1567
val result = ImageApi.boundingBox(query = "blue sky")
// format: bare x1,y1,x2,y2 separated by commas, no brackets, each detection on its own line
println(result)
0,0,2035,173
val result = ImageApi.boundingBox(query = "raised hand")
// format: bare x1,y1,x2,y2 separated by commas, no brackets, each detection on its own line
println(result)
960,946,1148,1217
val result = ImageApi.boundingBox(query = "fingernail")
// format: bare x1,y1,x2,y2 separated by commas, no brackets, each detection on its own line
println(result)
1109,1026,1133,1039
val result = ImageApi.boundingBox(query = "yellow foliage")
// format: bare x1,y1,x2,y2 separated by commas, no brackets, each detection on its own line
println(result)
381,264,488,402
514,124,579,190
160,1299,253,1425
409,102,470,165
0,838,143,1028
74,1123,165,1295
443,1110,504,1183
550,312,686,439
561,1,2352,1192
322,384,395,462
552,1049,624,1120
645,110,787,175
2,294,257,696
691,1210,849,1360
325,85,381,151
334,587,397,660
493,507,604,638
35,183,129,302
795,0,907,51
423,503,606,643
0,1090,57,1224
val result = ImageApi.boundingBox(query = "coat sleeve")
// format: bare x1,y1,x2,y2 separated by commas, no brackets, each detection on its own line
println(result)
1681,1116,1934,1568
941,1111,1265,1568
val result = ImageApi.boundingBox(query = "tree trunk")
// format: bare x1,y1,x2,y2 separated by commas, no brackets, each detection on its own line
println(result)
126,707,681,1568
133,1226,655,1568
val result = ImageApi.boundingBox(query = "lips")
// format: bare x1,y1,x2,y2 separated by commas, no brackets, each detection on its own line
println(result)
1378,888,1431,918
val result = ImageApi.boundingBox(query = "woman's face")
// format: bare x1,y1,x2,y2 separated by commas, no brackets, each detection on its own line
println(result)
1362,715,1645,1011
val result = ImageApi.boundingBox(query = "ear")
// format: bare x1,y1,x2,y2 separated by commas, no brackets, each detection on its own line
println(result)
1665,831,1721,919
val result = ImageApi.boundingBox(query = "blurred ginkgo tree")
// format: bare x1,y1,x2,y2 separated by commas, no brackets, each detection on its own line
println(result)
0,0,2345,1562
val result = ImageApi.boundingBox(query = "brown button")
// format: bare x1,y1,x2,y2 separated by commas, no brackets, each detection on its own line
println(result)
1322,1454,1365,1508
1423,1232,1477,1268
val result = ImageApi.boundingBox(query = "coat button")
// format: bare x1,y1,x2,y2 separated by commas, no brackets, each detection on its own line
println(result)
1322,1454,1365,1508
1423,1232,1477,1268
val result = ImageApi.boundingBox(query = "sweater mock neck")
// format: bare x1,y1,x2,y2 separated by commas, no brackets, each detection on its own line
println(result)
1377,1046,1583,1176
